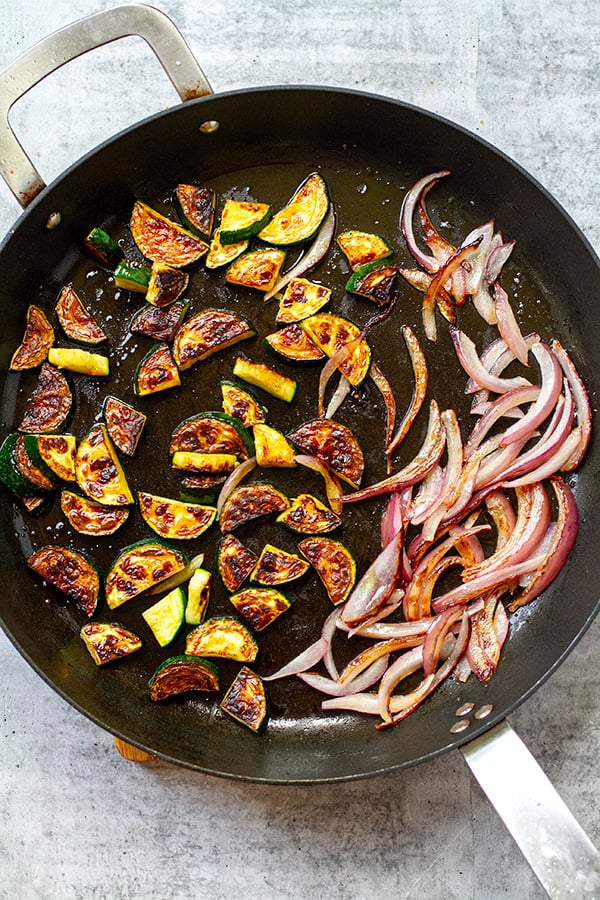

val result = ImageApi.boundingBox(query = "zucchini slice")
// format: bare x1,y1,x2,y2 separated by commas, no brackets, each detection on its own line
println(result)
337,230,394,270
34,433,77,481
16,435,56,491
170,411,254,460
149,654,220,701
145,262,189,308
225,248,286,293
114,261,152,293
106,539,188,609
253,423,296,467
220,666,268,733
276,493,342,534
61,490,129,536
55,285,107,345
27,545,100,616
232,357,297,403
250,544,310,586
219,482,290,533
220,199,271,244
75,423,133,506
204,228,249,270
300,312,371,387
83,227,124,269
18,363,73,434
134,343,181,396
172,451,239,475
172,308,256,371
288,418,364,488
104,396,146,457
142,586,186,647
221,381,267,428
179,473,227,502
10,305,54,370
185,567,211,625
174,184,216,239
47,347,109,377
138,491,217,540
298,536,357,605
276,277,331,324
230,586,292,631
345,262,398,306
217,534,259,592
130,200,209,267
264,323,326,364
129,299,189,343
186,616,258,662
81,622,142,665
0,433,50,497
258,172,329,246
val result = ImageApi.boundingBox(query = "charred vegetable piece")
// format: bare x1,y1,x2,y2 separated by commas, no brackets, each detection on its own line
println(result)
18,363,72,434
75,423,133,506
219,199,272,244
221,381,267,428
301,312,371,386
47,347,109,377
232,357,297,403
276,493,342,534
264,323,326,363
55,285,107,345
337,230,394,270
61,490,129,536
258,172,329,246
130,200,208,267
114,261,152,293
186,616,258,662
219,483,290,533
172,451,239,475
298,536,357,605
289,418,364,488
170,411,254,459
205,228,249,269
103,396,146,457
81,622,142,665
34,433,77,481
250,545,310,586
345,262,398,306
106,539,188,609
217,534,259,592
129,299,189,342
276,277,331,323
149,654,220,700
225,248,286,293
179,473,227,502
83,227,124,268
145,262,189,308
142,586,186,646
134,343,181,396
138,491,217,540
0,433,49,497
16,435,56,491
253,423,296,467
27,545,100,616
174,184,216,239
185,567,211,625
172,308,256,371
220,667,268,733
10,305,54,370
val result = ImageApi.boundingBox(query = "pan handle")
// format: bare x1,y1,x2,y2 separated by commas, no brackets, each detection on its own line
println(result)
461,719,600,898
0,4,212,208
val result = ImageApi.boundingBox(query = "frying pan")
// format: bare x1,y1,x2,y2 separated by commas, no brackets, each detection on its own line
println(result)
0,6,598,895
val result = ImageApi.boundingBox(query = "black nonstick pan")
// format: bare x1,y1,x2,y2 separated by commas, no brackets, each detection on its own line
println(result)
0,8,597,896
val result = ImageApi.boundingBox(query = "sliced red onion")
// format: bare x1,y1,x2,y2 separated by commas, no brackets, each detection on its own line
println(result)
466,589,507,681
418,179,456,263
346,617,431,641
493,283,529,365
263,203,336,300
499,342,562,447
551,339,592,470
400,170,451,273
339,635,426,686
294,454,343,514
422,606,464,676
324,374,352,419
370,362,397,459
432,553,546,614
381,492,404,548
387,325,428,457
484,489,516,552
463,384,540,459
340,528,404,627
321,607,342,680
461,221,494,296
502,425,582,488
485,240,515,284
471,283,497,325
377,646,429,722
450,326,530,394
298,655,389,697
409,464,446,525
422,239,483,341
216,456,257,515
262,637,328,681
342,590,405,637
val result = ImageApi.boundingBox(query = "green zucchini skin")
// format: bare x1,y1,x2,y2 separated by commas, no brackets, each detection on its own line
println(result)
84,227,124,268
0,433,46,497
114,261,152,293
174,184,216,240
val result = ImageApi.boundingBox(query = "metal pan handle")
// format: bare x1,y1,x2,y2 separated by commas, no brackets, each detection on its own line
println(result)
461,720,600,899
0,4,212,208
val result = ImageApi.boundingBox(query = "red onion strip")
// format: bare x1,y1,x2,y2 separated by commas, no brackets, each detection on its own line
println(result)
499,342,562,447
262,637,328,681
298,655,389,697
294,454,344,515
551,339,592,470
493,282,529,365
432,553,546,614
450,326,530,394
340,528,404,627
400,170,451,273
463,385,540,458
422,239,483,341
387,325,428,456
216,456,257,515
369,362,397,459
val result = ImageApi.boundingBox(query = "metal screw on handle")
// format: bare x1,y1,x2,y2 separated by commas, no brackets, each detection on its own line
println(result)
0,4,213,208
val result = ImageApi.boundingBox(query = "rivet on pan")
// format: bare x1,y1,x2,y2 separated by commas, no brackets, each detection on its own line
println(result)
450,719,471,734
45,212,62,229
474,704,494,720
199,120,219,134
455,702,475,717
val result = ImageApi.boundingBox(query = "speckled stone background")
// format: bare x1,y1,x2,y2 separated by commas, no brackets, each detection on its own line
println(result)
0,2,598,898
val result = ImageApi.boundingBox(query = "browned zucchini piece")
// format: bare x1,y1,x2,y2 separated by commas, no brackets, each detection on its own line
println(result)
81,622,142,665
113,261,152,293
337,230,394,270
172,308,256,371
205,228,249,269
61,490,129,536
220,381,267,428
145,262,189,308
14,435,56,491
55,285,107,345
129,299,189,342
258,172,329,246
47,347,109,376
301,312,371,386
149,654,220,700
169,412,254,459
185,567,211,625
225,248,286,293
104,396,146,457
253,423,296,467
219,483,290,533
229,586,292,631
172,451,239,475
138,491,217,540
264,323,326,363
134,343,181,397
276,493,342,534
180,473,227,499
232,357,297,403
130,200,208,267
288,418,364,488
18,363,72,434
298,536,357,605
22,495,49,514
0,434,44,497
250,544,310,586
276,277,331,323
27,545,100,616
219,199,271,244
106,539,188,609
220,667,268,733
83,227,124,268
35,434,77,481
75,423,133,506
217,534,259,592
345,262,398,306
174,184,216,239
10,305,54,370
142,586,185,646
186,616,258,662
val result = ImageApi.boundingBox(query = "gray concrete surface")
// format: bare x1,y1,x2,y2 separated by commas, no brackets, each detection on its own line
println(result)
0,1,598,898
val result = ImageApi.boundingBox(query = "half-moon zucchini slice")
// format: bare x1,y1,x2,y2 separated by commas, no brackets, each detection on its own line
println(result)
55,285,107,345
186,616,258,662
75,423,133,506
172,308,256,371
130,200,208,267
18,363,72,434
276,493,342,534
10,305,54,370
229,586,292,631
61,490,129,536
27,545,101,616
288,418,364,488
300,312,371,386
149,655,220,700
220,667,268,733
298,536,357,605
106,539,188,610
257,173,329,246
219,482,290,533
138,491,217,540
81,622,142,665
